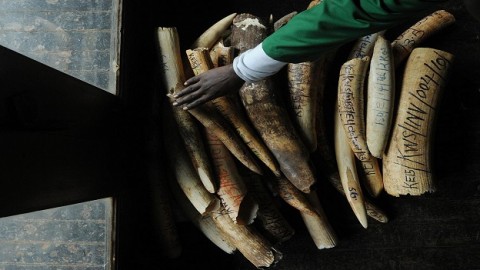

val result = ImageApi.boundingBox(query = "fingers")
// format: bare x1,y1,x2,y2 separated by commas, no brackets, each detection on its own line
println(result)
183,75,200,86
172,86,210,110
180,95,211,110
173,83,200,99
172,92,193,107
169,74,213,110
173,91,210,110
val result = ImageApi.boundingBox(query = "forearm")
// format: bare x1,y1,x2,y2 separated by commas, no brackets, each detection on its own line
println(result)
233,45,287,83
263,0,448,63
232,0,448,83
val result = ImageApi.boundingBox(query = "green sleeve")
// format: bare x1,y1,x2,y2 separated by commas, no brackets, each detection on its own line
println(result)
262,0,448,63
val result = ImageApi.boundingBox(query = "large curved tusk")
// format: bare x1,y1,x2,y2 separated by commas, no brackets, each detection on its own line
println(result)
383,48,454,196
241,168,295,245
209,41,234,68
301,191,338,249
334,104,368,229
210,204,283,268
286,59,328,152
205,129,259,225
338,56,384,197
391,10,455,67
327,172,389,223
366,34,395,159
232,13,317,193
156,27,217,193
185,48,263,175
162,104,219,215
189,47,281,177
190,13,237,49
169,180,237,254
337,57,370,162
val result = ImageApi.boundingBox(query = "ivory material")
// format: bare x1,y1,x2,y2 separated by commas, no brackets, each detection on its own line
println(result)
312,50,386,221
334,103,368,228
212,96,281,177
338,57,384,196
391,10,455,67
186,12,236,79
240,79,316,193
383,48,454,196
187,48,281,177
365,198,389,224
358,158,384,197
276,177,317,216
210,205,282,268
301,192,338,249
209,41,235,68
275,175,337,248
232,13,316,193
348,31,384,60
185,48,263,174
337,57,370,162
191,13,237,49
205,130,258,225
242,169,295,244
156,27,187,88
334,105,368,228
162,105,218,215
273,11,298,31
367,35,395,159
188,105,263,175
156,27,217,193
275,3,327,152
307,0,322,9
287,59,328,152
326,172,389,223
169,180,237,254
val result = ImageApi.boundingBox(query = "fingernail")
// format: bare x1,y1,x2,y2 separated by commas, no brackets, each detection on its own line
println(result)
183,106,188,110
173,94,178,98
172,102,178,106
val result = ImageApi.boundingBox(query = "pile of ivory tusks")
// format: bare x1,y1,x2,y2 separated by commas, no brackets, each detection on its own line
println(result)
154,4,455,268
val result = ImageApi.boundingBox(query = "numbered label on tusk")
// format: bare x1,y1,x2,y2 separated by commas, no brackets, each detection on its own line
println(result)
383,48,454,196
337,57,371,162
391,10,455,67
334,107,368,229
367,35,395,159
348,31,385,60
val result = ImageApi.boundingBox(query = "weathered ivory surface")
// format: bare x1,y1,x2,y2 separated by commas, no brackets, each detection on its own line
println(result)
383,48,454,196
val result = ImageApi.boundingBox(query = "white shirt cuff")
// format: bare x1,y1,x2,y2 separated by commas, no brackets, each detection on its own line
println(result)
233,43,287,83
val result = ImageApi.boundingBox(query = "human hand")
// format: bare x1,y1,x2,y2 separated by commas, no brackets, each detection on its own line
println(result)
172,64,245,110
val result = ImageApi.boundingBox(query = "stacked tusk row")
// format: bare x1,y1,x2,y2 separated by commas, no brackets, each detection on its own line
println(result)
154,6,455,268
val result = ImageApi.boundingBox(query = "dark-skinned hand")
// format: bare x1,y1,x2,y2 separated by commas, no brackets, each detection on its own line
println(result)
172,64,245,110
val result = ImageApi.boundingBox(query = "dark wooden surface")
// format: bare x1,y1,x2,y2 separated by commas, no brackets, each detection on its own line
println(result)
145,1,480,270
